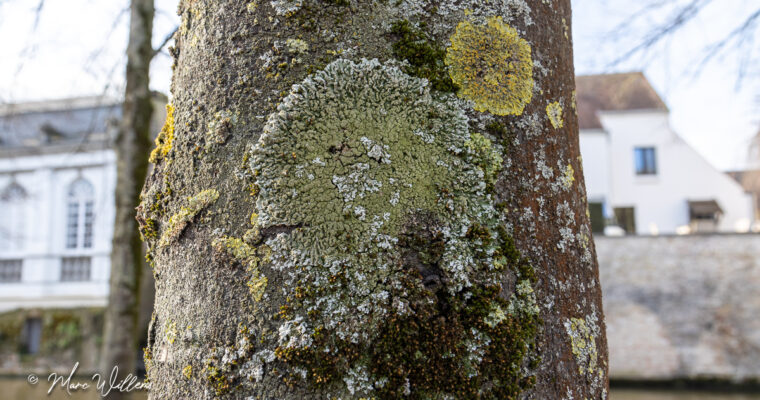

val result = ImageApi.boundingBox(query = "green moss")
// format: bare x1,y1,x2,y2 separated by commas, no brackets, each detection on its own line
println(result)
389,20,458,93
485,121,508,138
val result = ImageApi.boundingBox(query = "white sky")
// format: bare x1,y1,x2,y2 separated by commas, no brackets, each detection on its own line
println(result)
0,0,757,171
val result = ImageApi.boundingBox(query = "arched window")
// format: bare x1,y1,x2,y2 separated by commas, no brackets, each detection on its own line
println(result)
66,178,95,249
0,182,28,251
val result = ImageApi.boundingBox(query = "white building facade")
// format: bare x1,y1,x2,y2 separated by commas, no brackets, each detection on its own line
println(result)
0,98,119,312
577,73,755,235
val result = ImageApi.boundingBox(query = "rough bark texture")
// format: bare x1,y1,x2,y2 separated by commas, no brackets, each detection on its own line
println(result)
140,1,608,399
102,0,155,389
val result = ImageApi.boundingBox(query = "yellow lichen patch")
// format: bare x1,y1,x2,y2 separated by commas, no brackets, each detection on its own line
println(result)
158,189,219,247
565,316,599,377
166,320,178,344
445,16,534,116
182,365,193,379
213,236,268,302
561,163,575,189
149,104,175,164
571,90,577,112
546,101,564,129
246,1,257,12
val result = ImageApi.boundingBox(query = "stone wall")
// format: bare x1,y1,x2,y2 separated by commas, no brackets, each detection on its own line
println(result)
597,234,760,381
0,307,104,375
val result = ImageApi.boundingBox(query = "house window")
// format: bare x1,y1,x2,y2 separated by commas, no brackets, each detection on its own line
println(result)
65,179,95,249
21,318,42,354
0,182,28,251
61,257,91,281
634,147,657,175
0,259,23,283
689,200,723,233
614,207,636,234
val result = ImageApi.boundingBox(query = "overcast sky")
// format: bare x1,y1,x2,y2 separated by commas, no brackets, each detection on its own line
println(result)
0,0,757,171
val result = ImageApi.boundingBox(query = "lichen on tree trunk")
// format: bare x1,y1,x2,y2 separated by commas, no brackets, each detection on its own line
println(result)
139,1,608,399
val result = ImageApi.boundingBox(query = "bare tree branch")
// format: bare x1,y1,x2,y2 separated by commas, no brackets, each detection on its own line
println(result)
152,26,177,57
608,0,713,67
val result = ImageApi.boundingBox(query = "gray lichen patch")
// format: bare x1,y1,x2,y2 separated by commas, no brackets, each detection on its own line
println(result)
248,58,537,397
564,310,605,394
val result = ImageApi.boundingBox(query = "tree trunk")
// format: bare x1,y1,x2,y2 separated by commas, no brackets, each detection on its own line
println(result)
102,0,154,390
140,1,608,399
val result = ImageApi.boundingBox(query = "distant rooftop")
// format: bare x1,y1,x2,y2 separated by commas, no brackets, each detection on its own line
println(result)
0,96,121,154
576,72,668,130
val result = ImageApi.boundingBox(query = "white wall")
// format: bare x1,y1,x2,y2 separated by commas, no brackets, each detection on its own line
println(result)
0,149,115,312
578,128,610,205
579,109,754,235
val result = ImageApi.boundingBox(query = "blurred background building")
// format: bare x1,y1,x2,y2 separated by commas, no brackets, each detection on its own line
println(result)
0,97,119,312
0,96,161,374
577,72,757,236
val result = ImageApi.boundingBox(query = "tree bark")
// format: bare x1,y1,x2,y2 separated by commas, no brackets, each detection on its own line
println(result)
102,0,154,391
140,1,608,399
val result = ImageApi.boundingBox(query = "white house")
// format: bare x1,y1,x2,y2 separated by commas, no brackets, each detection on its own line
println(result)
0,97,119,312
576,72,755,235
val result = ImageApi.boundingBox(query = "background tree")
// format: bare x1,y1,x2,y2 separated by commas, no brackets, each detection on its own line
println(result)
139,1,608,398
101,0,155,387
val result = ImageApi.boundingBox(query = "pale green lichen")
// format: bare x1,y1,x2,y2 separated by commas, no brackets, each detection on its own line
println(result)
445,16,534,116
565,313,603,381
285,38,309,54
158,189,219,247
465,132,503,186
484,303,507,328
213,236,268,302
271,0,302,16
149,104,175,164
246,1,258,13
507,279,540,316
206,109,237,148
249,58,533,396
546,101,564,129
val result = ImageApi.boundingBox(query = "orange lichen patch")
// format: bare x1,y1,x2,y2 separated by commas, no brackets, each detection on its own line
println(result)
150,104,175,164
445,16,534,116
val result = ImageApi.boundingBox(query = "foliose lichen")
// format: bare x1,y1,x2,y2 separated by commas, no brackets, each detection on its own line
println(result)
445,16,534,116
149,104,175,164
249,58,539,398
